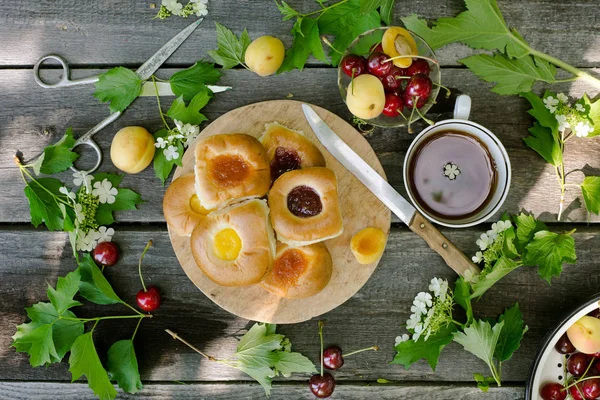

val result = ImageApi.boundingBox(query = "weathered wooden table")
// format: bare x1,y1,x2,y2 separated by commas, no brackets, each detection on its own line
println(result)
1,1,599,399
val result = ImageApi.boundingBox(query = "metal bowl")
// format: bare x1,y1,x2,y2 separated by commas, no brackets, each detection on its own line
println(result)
525,294,600,399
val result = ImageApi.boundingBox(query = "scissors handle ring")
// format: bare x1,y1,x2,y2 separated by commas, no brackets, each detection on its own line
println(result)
69,139,103,175
34,55,72,88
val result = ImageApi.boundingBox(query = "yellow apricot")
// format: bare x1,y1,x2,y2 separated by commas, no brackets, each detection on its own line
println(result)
381,27,418,68
244,36,285,76
351,227,387,265
110,126,155,174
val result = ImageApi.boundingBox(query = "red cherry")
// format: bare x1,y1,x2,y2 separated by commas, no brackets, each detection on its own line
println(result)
406,58,431,77
555,333,577,354
309,373,335,398
379,66,405,92
568,353,591,377
367,52,392,77
382,93,404,117
92,241,119,267
570,384,585,400
588,309,600,318
322,346,344,370
136,286,161,312
404,74,432,109
340,54,367,78
370,42,383,53
582,378,600,399
540,382,567,400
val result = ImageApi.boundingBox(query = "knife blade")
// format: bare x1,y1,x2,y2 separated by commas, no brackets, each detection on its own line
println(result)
301,104,479,277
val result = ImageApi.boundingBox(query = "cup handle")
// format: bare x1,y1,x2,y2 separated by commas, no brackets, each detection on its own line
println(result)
453,94,471,120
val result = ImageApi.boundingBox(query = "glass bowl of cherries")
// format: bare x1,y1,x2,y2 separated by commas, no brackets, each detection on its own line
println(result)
337,26,441,130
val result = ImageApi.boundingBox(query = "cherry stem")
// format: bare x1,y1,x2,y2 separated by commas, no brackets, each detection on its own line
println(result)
321,36,344,55
318,321,325,377
407,97,418,134
131,317,143,341
342,345,379,358
432,81,451,98
165,329,218,362
414,105,434,125
383,54,440,67
152,76,170,131
138,240,153,292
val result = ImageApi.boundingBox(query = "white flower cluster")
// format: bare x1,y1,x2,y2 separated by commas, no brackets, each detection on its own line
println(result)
474,220,512,254
543,93,594,138
61,171,118,251
162,0,208,17
155,120,200,161
396,278,453,344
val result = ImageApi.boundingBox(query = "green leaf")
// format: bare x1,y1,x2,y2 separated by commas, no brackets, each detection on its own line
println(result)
32,128,79,175
13,303,83,366
581,176,600,215
273,351,317,377
77,253,123,305
523,122,562,166
494,303,528,362
378,0,395,25
95,188,143,226
24,177,66,231
207,22,251,69
460,53,556,95
453,319,504,376
523,230,577,284
69,332,117,400
473,373,496,392
153,129,183,185
513,213,548,253
47,270,82,315
94,67,142,114
275,0,299,21
401,0,530,58
454,277,473,324
470,256,520,299
92,172,124,188
278,18,328,73
166,90,211,125
318,0,382,66
107,340,142,394
169,61,222,102
501,227,519,259
391,325,456,370
520,91,559,132
583,94,600,137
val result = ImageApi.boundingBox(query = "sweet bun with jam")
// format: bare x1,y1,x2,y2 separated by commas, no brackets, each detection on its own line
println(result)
190,199,276,287
163,173,211,236
194,134,271,210
268,167,343,246
260,122,326,181
261,242,333,299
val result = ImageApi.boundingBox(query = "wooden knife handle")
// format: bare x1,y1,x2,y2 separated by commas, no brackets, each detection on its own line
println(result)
408,212,480,277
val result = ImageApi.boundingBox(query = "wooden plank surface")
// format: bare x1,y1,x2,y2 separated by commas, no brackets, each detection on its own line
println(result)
0,227,597,384
1,68,599,224
1,0,599,68
0,382,526,399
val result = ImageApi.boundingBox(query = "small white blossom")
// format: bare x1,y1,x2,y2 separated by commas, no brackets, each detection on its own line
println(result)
463,269,480,284
406,313,421,330
429,278,449,302
543,96,559,113
575,103,586,113
443,163,461,180
59,186,76,200
487,220,512,239
414,292,433,308
574,121,593,138
163,145,180,161
174,119,200,147
155,137,168,149
72,170,93,190
189,0,208,16
472,251,484,264
556,114,570,132
412,323,424,342
167,134,184,141
74,203,85,223
556,93,568,104
162,0,183,15
92,179,118,204
395,334,410,346
476,233,493,251
96,226,115,243
411,302,428,317
76,230,98,252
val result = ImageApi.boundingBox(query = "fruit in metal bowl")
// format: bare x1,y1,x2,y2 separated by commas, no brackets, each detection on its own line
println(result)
567,316,600,355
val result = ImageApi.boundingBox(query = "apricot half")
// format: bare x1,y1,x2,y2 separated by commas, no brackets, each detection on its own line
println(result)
566,316,600,354
381,27,418,68
351,227,386,265
110,126,155,174
244,36,285,77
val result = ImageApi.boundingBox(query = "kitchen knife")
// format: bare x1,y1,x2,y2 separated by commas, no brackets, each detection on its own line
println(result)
302,104,479,277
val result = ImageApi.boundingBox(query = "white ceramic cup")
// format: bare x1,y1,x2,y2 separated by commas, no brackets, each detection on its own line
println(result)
403,95,511,228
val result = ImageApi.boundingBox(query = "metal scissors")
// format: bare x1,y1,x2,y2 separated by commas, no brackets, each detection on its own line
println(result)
32,18,229,174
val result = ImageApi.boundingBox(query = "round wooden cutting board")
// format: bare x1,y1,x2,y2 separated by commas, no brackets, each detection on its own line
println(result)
169,100,391,323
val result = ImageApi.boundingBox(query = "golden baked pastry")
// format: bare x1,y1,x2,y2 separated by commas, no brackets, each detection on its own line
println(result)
260,122,326,181
261,242,333,299
194,134,271,210
268,167,343,246
163,173,211,236
190,199,276,286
